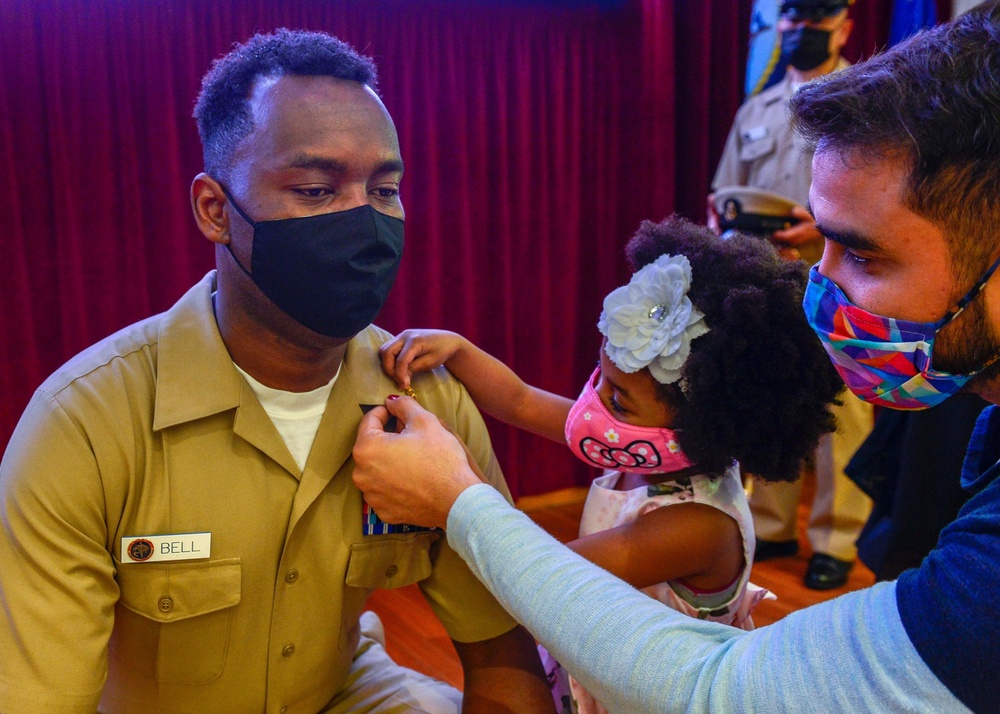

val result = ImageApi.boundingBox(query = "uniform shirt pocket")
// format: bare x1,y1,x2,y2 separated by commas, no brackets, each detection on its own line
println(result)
345,535,436,590
115,558,241,685
739,135,776,162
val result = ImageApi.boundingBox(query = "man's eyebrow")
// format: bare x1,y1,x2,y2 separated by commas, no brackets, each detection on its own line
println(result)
814,223,881,252
806,204,881,251
374,158,404,175
288,155,347,172
286,155,404,175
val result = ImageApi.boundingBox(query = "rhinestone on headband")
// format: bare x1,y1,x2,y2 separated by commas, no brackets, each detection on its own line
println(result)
649,304,668,321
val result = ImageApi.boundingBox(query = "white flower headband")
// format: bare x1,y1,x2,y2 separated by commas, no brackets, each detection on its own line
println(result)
597,253,710,385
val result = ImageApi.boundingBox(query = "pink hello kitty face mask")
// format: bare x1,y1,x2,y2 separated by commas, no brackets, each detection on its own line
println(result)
564,368,693,474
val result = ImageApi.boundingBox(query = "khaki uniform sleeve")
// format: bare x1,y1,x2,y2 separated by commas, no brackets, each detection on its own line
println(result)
0,389,117,713
712,104,751,191
711,81,816,207
411,372,520,643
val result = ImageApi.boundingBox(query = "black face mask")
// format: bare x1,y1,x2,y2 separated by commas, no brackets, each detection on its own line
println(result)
781,26,832,71
221,187,404,339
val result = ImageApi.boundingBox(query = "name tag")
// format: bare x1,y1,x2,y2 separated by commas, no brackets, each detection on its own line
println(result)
742,125,768,142
121,533,212,563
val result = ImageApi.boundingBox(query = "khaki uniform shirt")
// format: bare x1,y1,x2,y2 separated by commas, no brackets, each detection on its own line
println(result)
0,272,519,714
712,58,851,208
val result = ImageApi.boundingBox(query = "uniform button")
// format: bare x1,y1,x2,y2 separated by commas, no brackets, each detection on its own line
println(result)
385,565,398,578
158,597,173,613
282,643,296,658
285,569,299,584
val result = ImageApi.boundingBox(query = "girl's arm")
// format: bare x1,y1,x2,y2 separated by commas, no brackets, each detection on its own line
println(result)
568,502,744,592
381,329,572,444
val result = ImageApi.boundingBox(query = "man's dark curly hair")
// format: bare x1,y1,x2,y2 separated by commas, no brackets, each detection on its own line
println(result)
193,29,378,180
625,216,843,482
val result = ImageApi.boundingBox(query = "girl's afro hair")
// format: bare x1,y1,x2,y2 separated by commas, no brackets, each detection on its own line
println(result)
626,215,843,482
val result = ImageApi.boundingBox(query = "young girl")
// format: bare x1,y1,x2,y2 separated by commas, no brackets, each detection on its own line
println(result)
380,216,843,713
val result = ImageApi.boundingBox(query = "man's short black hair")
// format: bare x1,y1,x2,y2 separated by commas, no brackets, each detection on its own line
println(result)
193,29,378,179
791,2,1000,281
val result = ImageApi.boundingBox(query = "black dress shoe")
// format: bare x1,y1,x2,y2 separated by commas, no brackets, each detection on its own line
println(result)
804,553,853,590
753,538,799,562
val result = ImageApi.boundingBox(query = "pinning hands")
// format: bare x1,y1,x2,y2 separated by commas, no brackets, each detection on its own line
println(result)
380,329,467,393
352,396,484,530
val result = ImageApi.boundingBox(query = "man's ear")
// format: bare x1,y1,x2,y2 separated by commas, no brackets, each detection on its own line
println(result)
191,173,230,245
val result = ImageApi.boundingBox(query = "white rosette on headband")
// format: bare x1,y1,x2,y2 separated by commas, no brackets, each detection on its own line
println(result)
598,254,710,385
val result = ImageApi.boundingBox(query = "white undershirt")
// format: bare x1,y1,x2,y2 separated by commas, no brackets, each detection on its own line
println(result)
234,363,340,472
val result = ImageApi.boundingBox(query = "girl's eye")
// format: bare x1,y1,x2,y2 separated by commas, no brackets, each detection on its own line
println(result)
609,394,627,414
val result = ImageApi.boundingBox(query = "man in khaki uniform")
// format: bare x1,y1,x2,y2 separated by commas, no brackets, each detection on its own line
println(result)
0,30,553,713
709,0,873,590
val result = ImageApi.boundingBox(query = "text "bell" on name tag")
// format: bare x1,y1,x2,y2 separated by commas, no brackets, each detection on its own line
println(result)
121,533,212,563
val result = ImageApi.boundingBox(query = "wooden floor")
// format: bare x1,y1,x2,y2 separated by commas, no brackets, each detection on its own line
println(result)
365,484,875,690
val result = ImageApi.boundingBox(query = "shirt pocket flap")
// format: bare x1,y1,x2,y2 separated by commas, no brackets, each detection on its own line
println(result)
739,135,776,162
117,558,241,623
345,536,435,589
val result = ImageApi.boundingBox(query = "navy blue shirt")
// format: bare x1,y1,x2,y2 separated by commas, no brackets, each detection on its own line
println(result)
897,404,1000,713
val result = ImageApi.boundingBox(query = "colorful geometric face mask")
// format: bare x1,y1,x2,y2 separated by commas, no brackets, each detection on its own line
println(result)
564,368,693,473
802,259,1000,410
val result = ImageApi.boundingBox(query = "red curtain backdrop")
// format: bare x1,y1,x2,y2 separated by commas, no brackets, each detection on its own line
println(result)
0,0,896,498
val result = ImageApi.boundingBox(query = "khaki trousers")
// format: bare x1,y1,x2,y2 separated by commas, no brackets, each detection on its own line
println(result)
750,389,874,561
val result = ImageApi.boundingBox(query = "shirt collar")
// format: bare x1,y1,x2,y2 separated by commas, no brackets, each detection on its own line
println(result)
153,271,243,431
153,270,397,428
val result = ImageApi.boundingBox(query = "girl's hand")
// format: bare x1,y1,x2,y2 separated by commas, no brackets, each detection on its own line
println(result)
381,329,466,392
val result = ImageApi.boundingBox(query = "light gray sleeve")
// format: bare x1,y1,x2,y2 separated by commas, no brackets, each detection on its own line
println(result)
447,484,969,713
